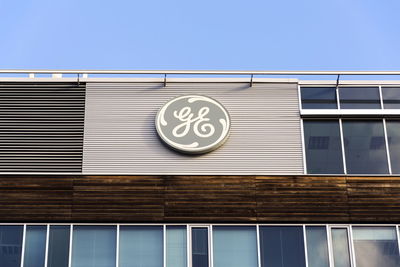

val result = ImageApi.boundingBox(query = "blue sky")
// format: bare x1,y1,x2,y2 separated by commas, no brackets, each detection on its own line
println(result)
1,0,400,71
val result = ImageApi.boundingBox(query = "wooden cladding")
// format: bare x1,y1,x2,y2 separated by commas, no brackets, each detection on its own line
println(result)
0,175,400,223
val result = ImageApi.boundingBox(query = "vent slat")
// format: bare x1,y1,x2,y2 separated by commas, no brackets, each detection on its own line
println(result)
0,83,85,172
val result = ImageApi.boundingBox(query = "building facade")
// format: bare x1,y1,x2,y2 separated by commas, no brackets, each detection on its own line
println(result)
1,70,400,267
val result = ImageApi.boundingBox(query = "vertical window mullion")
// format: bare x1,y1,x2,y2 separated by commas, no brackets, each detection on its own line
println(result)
383,119,393,174
326,226,334,267
209,225,213,267
20,224,27,267
303,225,309,267
163,225,166,267
68,225,73,267
339,119,347,174
348,226,357,267
301,119,307,174
336,86,341,110
116,225,120,267
187,225,190,267
379,85,384,109
256,225,261,267
44,225,50,267
397,225,400,257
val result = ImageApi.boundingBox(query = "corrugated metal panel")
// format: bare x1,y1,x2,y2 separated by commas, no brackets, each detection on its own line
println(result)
0,83,85,172
83,82,303,174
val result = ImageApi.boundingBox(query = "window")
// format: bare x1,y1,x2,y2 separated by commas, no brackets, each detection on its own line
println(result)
47,226,70,267
166,226,187,267
119,226,163,267
71,226,116,267
191,227,209,267
339,87,381,109
301,87,337,109
303,120,344,174
306,227,330,267
382,87,400,109
386,120,400,174
213,226,258,267
0,226,23,267
23,226,47,267
259,226,306,267
342,120,389,174
331,228,352,267
353,227,400,267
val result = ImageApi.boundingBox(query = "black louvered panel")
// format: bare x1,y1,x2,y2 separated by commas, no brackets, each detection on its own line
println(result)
0,83,85,172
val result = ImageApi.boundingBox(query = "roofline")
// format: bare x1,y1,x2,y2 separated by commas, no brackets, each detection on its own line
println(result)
1,69,400,75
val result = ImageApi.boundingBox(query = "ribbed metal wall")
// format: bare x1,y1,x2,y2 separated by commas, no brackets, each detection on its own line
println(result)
0,83,85,172
83,82,303,174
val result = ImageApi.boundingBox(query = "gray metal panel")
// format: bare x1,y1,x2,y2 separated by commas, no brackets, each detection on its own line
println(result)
83,82,303,174
0,83,85,172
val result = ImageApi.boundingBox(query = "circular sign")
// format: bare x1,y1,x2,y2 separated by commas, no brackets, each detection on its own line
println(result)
156,95,231,154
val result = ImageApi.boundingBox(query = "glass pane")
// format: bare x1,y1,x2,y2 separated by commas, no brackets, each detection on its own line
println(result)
71,226,116,267
382,87,400,109
0,225,23,267
331,228,351,267
301,87,337,109
213,226,258,267
259,226,306,267
339,87,381,109
47,226,70,267
192,228,209,267
386,120,400,173
119,226,163,267
167,226,187,267
304,120,344,174
23,226,46,267
343,120,389,174
353,227,400,267
306,227,329,267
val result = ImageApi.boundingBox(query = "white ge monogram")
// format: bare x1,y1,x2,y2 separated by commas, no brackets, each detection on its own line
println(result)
172,106,215,138
156,95,231,154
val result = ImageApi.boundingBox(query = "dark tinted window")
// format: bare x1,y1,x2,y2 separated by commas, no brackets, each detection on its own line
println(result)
382,87,400,109
339,87,381,109
304,120,344,174
306,227,329,267
387,120,400,173
47,226,70,267
301,87,337,109
259,226,306,267
192,228,209,267
342,120,389,174
0,226,23,267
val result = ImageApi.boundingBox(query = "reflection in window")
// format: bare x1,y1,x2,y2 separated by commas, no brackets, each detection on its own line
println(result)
47,226,70,267
339,87,381,109
301,87,337,109
166,226,187,267
342,120,389,174
192,228,209,267
331,228,351,267
386,120,400,173
119,226,163,267
353,227,400,267
71,226,116,267
306,227,329,267
23,226,47,267
0,226,23,267
382,87,400,109
213,226,258,267
303,120,344,174
259,226,306,267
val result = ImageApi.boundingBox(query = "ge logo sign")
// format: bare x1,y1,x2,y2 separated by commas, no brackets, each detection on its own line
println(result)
155,95,231,154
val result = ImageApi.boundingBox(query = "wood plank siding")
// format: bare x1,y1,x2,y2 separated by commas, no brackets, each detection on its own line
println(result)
0,175,399,223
